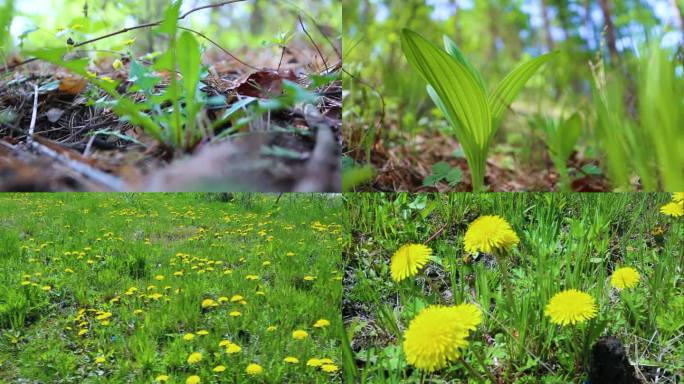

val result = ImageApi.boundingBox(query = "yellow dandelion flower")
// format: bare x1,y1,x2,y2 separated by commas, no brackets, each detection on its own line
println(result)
95,356,105,364
390,244,432,282
155,375,169,382
187,352,202,364
672,192,684,202
266,325,277,332
226,343,242,354
464,215,520,254
212,365,226,372
41,285,52,292
78,329,88,336
544,289,598,326
182,333,194,341
245,275,259,280
321,364,339,373
660,201,683,217
319,358,334,364
313,319,330,328
229,311,241,317
610,267,640,290
201,299,218,309
219,340,231,347
230,295,243,302
196,330,209,336
218,296,229,303
306,358,322,367
283,356,299,364
292,330,308,340
245,363,263,375
403,304,482,372
186,375,200,384
133,309,143,315
96,312,112,321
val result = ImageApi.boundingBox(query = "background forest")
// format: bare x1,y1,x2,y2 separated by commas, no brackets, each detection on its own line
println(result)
343,0,684,192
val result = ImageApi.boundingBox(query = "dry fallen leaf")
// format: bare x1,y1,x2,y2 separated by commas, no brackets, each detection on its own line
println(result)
59,75,87,95
46,108,64,123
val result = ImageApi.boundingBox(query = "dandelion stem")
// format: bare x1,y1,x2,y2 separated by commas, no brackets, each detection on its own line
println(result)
494,252,516,319
460,357,489,383
472,346,498,384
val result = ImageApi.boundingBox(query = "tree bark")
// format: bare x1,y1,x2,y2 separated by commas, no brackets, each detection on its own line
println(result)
540,0,555,51
598,0,619,62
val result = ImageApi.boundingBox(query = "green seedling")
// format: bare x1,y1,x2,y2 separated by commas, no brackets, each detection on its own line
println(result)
530,112,582,191
401,29,557,191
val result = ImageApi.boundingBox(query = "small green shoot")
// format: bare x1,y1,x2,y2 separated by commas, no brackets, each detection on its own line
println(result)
530,112,582,191
423,161,462,188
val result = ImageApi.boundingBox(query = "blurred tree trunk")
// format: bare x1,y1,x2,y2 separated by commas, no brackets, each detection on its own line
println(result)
251,0,264,36
540,0,555,50
598,0,619,61
450,0,462,45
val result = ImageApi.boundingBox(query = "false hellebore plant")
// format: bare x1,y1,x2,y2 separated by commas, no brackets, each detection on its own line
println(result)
401,29,557,191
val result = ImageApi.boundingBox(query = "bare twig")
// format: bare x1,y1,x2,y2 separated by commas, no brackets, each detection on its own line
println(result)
1,0,249,73
177,26,259,71
27,140,125,191
298,15,329,72
27,84,38,146
425,223,449,244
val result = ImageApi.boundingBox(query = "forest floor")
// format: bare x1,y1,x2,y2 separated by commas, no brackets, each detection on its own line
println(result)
345,118,612,192
0,46,341,192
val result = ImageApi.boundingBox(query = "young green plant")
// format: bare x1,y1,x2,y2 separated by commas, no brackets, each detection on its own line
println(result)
401,29,557,191
29,0,204,150
530,112,582,191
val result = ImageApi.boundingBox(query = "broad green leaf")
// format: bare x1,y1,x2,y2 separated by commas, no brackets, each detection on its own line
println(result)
29,48,88,74
129,60,160,92
156,1,181,36
557,112,581,160
177,31,200,104
489,51,558,122
442,35,486,90
401,29,491,152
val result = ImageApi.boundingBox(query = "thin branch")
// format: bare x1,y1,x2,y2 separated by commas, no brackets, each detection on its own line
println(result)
27,140,126,191
425,223,448,244
177,26,259,71
27,84,38,146
298,15,328,72
1,0,249,73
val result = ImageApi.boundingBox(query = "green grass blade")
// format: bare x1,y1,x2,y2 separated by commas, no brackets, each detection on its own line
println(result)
178,31,201,139
489,51,557,123
557,112,581,160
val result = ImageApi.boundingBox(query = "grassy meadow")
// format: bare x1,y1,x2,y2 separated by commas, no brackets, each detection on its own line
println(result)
343,193,683,383
0,193,343,383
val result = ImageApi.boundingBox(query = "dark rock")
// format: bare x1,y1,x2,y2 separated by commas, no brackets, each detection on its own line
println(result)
589,336,640,384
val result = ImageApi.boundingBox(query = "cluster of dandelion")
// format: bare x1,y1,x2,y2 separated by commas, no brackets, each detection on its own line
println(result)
388,212,651,375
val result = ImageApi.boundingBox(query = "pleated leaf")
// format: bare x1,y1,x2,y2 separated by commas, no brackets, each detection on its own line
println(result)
489,51,558,123
442,35,486,91
401,29,491,153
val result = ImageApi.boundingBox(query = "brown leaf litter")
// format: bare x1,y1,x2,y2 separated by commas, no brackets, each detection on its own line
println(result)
0,59,341,192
